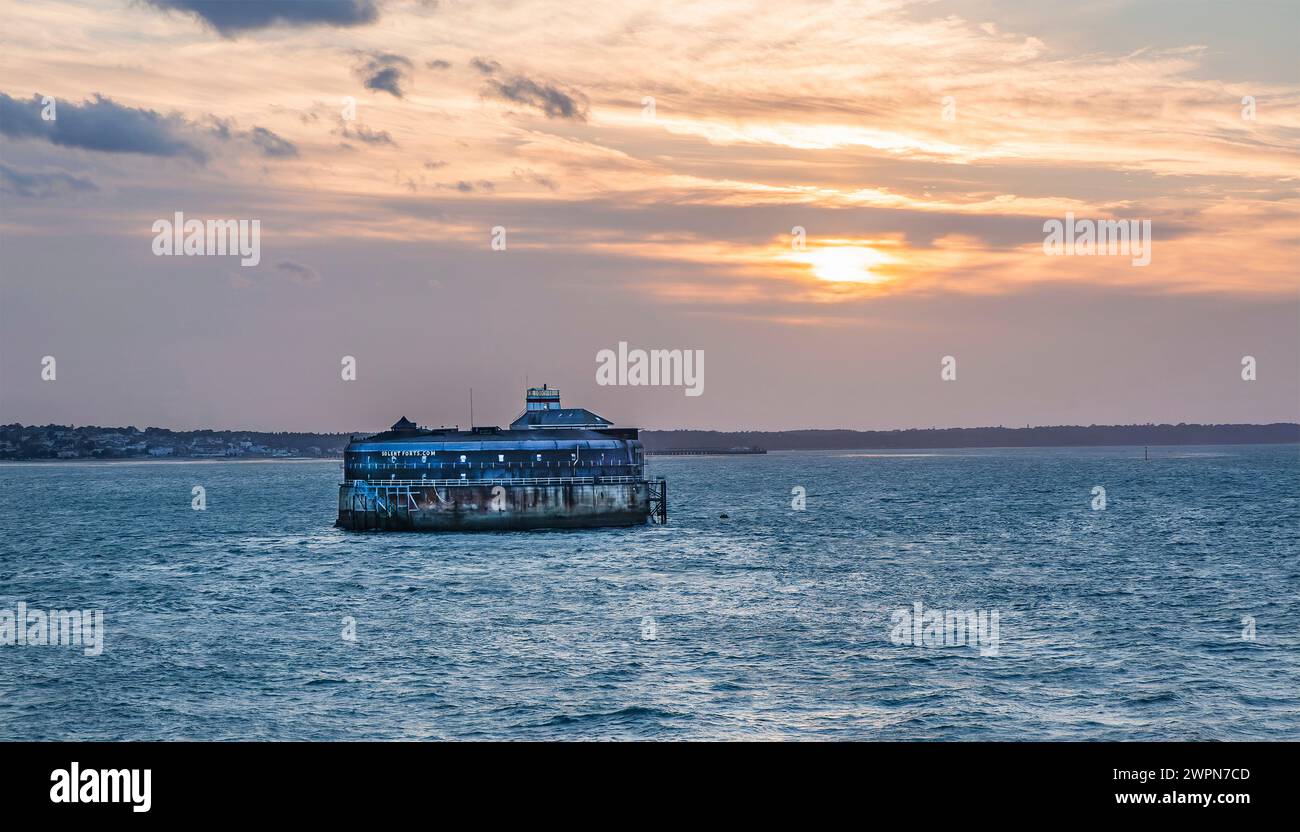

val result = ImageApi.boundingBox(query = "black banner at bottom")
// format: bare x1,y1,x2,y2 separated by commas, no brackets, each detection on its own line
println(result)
6,742,1279,818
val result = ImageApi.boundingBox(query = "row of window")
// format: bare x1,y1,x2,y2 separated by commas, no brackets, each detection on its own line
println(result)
347,461,641,473
350,453,639,465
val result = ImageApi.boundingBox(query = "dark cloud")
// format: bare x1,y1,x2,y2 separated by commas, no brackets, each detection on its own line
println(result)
469,57,500,76
0,162,98,198
0,92,208,162
353,52,412,97
206,117,236,141
365,67,404,96
145,0,379,36
0,92,293,164
426,58,451,70
339,122,396,146
208,117,298,159
484,76,587,120
275,260,321,285
423,159,447,169
247,126,299,158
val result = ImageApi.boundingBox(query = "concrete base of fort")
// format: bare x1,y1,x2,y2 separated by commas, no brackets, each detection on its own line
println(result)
337,481,656,531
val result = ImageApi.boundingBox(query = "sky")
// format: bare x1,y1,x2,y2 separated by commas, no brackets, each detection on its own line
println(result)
0,0,1296,432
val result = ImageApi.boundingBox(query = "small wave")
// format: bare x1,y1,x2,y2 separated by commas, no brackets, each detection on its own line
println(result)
533,705,684,727
1128,691,1181,705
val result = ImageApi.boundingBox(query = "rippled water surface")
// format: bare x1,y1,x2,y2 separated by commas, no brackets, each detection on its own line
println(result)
1,446,1297,740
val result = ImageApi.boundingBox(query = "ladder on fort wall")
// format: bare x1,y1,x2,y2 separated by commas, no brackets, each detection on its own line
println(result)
348,483,415,531
648,478,668,524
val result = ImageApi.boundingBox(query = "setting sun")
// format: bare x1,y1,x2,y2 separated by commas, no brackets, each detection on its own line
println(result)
796,245,895,284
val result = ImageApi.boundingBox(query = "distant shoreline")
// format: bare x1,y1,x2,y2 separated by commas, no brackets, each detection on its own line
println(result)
0,457,343,466
2,422,1296,461
641,423,1299,452
2,443,1297,467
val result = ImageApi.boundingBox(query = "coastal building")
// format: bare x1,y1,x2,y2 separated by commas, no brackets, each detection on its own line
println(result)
337,386,667,530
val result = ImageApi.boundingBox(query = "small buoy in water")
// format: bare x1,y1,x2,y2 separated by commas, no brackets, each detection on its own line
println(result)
719,513,729,519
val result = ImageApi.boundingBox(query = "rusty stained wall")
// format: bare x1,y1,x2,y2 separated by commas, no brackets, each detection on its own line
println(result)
338,481,650,531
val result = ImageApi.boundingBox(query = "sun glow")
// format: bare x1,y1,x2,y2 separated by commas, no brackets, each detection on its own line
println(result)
796,245,896,284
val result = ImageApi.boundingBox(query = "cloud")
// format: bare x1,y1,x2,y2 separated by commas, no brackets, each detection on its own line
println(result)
145,0,379,36
484,76,587,120
436,180,494,193
512,168,557,191
426,58,451,70
208,118,299,159
0,92,296,165
0,92,208,162
365,67,405,97
423,159,447,169
248,126,299,158
0,162,98,198
469,57,500,76
339,122,396,146
353,52,412,97
275,259,321,285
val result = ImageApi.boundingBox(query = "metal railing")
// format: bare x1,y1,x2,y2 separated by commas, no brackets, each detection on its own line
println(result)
346,460,639,470
344,475,645,487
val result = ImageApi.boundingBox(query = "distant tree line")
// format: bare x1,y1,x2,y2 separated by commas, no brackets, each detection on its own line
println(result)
638,423,1300,451
3,422,1296,460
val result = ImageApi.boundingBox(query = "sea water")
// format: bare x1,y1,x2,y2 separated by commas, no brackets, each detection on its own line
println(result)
1,445,1296,740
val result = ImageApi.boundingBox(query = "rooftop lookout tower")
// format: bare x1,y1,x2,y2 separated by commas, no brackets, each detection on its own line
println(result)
509,385,612,430
525,385,562,411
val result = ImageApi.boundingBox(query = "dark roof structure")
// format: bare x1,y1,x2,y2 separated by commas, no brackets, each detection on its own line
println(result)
509,408,613,430
358,388,624,442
